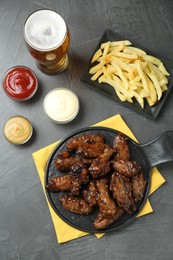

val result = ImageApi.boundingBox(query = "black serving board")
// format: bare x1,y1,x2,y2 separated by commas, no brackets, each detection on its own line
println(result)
81,30,173,119
45,127,149,233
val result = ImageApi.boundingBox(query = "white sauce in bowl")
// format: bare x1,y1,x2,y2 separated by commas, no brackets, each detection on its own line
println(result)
43,88,79,123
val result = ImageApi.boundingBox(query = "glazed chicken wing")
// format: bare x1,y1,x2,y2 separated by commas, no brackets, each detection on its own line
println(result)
47,165,89,195
70,166,90,195
70,176,82,196
131,172,147,202
71,162,90,184
47,173,81,195
94,207,124,230
55,151,91,171
111,160,140,178
76,142,109,159
89,147,114,178
114,134,130,161
66,134,106,151
93,178,118,229
47,174,73,192
110,172,136,213
82,180,98,207
59,195,92,214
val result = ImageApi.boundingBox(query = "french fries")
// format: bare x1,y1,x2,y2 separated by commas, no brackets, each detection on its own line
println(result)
89,40,170,108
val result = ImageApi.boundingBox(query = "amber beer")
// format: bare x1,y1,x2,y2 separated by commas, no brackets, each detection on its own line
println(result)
24,10,70,74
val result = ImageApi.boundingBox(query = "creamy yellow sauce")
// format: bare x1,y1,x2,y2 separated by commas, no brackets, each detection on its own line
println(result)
43,88,79,123
4,116,32,144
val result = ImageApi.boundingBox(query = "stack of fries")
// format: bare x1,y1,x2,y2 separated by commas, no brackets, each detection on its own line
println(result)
89,40,170,108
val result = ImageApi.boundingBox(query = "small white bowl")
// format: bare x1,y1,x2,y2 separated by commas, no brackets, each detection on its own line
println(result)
43,88,79,124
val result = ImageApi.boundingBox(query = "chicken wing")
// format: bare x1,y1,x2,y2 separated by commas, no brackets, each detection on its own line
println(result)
55,151,91,171
110,172,136,213
66,134,106,151
114,134,130,161
131,172,147,202
94,207,124,230
70,167,90,195
76,142,109,159
59,195,92,214
111,160,140,178
82,180,98,207
47,174,73,192
47,165,89,195
89,147,114,178
71,162,90,184
93,178,118,229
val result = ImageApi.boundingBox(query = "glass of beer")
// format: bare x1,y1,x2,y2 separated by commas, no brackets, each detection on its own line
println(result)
24,9,70,74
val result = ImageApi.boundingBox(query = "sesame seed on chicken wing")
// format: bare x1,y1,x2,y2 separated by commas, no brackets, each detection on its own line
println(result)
131,172,147,202
76,142,109,159
113,134,130,161
82,180,98,207
48,164,90,195
59,195,92,214
89,146,114,178
110,172,136,213
93,178,118,229
47,174,73,192
66,134,106,151
66,134,108,159
111,159,141,178
55,151,92,171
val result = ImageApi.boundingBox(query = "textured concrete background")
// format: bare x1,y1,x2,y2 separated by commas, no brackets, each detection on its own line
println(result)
1,0,173,259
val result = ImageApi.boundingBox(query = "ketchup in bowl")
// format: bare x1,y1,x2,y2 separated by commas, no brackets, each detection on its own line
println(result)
3,66,38,101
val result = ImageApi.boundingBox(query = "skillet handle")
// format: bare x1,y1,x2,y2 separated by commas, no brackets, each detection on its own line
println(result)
139,131,173,168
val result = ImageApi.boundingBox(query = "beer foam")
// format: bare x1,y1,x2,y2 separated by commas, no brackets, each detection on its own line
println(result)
24,10,67,51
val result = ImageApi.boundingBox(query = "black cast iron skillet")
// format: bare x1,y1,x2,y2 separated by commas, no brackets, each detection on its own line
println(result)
45,127,173,233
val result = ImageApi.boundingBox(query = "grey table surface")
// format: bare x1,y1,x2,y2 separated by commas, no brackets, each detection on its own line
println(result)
1,0,173,259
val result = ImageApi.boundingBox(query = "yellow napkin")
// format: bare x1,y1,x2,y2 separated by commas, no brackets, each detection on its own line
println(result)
32,114,165,243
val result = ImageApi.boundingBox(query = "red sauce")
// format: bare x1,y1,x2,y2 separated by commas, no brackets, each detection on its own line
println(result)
3,66,38,100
